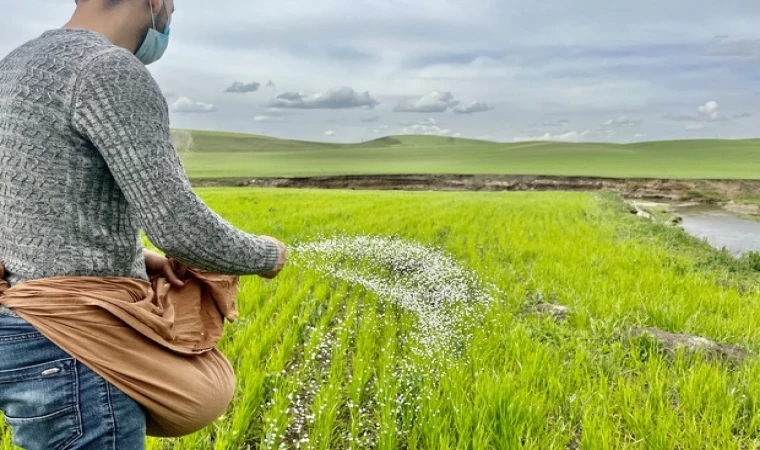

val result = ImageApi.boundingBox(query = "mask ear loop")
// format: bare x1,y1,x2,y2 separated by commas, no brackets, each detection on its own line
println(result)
150,0,157,30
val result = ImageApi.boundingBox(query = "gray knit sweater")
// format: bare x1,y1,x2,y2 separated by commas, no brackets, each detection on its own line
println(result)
0,28,279,290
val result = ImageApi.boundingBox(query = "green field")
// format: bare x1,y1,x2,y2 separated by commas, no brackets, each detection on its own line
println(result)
176,130,760,180
6,188,760,449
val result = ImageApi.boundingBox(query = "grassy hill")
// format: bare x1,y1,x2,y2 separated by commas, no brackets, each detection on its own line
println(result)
176,130,760,179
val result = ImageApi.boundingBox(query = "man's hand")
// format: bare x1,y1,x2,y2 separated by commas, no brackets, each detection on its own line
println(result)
259,236,287,279
143,248,186,288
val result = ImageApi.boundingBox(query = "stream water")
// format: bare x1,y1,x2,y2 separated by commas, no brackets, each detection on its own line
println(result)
672,204,760,256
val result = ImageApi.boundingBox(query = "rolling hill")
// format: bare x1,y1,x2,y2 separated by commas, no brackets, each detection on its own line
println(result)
175,130,760,180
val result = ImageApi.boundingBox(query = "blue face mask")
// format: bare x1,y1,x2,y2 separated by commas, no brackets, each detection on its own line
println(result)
134,3,171,66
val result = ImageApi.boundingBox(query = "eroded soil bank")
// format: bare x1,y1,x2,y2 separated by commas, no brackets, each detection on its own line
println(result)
191,174,760,203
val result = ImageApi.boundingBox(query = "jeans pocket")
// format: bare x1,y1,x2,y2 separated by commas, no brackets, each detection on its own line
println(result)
0,358,83,450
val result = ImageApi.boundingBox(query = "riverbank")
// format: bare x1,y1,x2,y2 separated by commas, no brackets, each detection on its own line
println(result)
623,197,760,261
190,174,760,202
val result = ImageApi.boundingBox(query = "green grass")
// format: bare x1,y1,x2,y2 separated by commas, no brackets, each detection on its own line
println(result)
177,130,760,179
7,188,760,448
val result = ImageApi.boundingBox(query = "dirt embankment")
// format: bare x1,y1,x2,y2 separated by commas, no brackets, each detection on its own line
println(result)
190,175,760,201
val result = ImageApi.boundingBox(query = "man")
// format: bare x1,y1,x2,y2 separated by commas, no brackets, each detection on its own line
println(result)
0,0,287,448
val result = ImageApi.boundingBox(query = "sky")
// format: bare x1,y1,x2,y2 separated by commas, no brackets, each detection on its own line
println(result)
2,0,760,143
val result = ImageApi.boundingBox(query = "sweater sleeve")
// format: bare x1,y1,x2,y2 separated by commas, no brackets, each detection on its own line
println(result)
71,49,280,275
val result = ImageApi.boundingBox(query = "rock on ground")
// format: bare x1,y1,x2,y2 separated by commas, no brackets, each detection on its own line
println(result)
525,303,571,321
630,327,749,362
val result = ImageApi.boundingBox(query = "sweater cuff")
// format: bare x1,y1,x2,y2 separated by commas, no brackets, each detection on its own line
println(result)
260,239,281,274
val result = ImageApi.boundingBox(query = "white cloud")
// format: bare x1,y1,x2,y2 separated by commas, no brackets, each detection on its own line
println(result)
400,117,454,135
513,130,590,142
555,130,590,141
169,97,216,114
664,101,726,123
324,130,337,136
697,100,729,122
394,91,460,113
634,133,646,138
664,101,731,129
454,101,492,115
371,125,390,134
267,87,379,109
698,101,719,115
402,124,452,135
225,81,261,94
264,108,304,118
603,116,641,127
253,115,284,123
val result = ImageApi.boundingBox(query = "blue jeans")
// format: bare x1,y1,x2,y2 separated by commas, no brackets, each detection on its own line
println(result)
0,311,147,449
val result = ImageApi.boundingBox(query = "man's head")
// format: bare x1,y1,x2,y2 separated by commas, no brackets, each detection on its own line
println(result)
69,0,176,61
